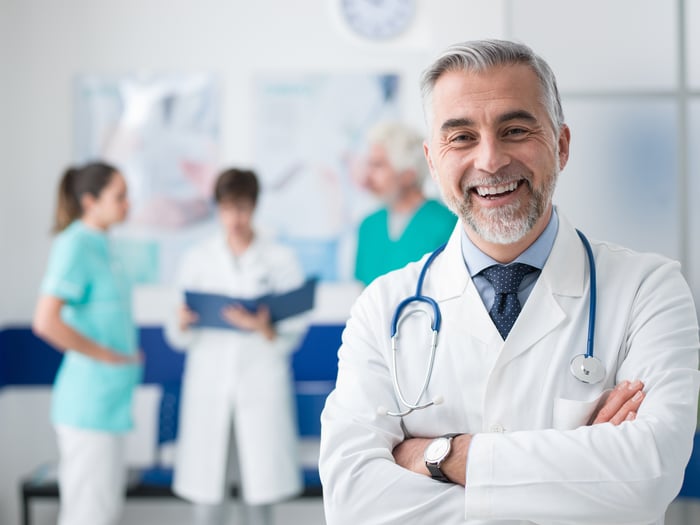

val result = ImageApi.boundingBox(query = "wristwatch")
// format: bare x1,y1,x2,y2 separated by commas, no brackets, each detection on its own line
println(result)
424,433,461,482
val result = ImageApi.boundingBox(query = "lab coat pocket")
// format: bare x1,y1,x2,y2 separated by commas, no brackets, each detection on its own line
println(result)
552,389,612,430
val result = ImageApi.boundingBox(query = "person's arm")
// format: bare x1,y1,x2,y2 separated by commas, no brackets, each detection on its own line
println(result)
255,244,309,351
320,284,467,525
459,260,698,524
163,251,200,351
33,295,137,364
393,379,646,485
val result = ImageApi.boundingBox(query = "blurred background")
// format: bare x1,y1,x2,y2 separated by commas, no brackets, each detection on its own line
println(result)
1,0,700,523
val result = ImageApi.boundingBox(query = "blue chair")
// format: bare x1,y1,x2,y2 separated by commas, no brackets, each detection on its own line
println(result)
136,381,181,487
295,379,335,490
678,432,700,499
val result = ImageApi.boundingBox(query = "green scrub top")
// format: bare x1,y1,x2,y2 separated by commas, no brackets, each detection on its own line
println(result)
355,199,456,286
40,220,142,432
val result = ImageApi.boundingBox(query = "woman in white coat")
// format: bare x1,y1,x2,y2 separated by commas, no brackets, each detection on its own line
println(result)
166,168,307,525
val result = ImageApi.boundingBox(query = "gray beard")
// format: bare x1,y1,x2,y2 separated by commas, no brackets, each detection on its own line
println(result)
445,170,558,245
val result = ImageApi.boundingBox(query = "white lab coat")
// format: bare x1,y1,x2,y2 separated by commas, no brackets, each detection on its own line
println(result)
320,212,700,525
166,233,307,505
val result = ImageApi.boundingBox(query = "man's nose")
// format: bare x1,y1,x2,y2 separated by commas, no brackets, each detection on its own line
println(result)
472,136,510,174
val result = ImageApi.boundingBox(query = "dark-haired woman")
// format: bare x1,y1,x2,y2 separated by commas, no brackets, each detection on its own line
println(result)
33,162,142,525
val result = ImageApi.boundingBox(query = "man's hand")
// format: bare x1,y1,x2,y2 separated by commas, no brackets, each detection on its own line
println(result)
393,434,471,486
393,437,431,476
590,380,645,425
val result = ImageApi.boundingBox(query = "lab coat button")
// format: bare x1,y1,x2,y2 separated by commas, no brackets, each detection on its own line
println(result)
489,423,505,433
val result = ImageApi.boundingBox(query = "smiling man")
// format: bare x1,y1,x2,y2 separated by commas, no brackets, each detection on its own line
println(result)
319,40,700,524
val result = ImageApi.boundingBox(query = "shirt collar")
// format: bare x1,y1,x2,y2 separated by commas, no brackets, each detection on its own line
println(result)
460,207,559,277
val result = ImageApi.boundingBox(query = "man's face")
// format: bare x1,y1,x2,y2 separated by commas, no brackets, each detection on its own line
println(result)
424,64,570,247
217,198,255,240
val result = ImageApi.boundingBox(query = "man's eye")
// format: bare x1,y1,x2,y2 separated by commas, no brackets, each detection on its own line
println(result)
505,128,528,137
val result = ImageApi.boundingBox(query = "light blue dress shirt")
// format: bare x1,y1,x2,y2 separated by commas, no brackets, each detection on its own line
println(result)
460,208,559,312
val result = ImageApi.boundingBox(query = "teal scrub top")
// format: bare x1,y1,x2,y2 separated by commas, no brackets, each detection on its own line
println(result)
355,199,457,286
40,220,142,432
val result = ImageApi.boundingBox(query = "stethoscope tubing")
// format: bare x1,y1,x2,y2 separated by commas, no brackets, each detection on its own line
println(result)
576,230,597,359
383,229,602,418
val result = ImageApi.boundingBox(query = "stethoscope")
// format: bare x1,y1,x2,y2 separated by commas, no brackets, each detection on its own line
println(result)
380,230,606,418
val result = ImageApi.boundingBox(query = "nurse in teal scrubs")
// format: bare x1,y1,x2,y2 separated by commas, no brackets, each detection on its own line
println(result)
355,121,456,285
33,162,142,525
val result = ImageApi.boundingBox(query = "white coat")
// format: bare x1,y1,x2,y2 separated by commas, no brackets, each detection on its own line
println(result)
320,212,700,525
166,233,307,505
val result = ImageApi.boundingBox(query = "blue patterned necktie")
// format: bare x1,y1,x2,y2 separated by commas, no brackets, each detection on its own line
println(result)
480,263,537,339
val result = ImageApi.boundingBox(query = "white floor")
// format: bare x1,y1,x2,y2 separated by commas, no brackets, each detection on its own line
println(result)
24,497,700,525
26,498,327,525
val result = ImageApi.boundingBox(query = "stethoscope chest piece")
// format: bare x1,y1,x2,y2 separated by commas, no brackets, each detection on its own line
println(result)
570,354,605,384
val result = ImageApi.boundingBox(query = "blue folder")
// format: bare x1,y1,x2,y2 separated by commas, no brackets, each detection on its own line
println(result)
185,278,317,330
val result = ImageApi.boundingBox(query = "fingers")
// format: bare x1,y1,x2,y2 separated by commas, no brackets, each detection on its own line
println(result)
179,304,198,330
222,305,270,333
608,388,644,425
392,438,431,475
221,305,245,326
591,380,644,425
257,305,271,322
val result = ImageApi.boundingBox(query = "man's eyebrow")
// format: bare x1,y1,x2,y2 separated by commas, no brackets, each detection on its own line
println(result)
439,111,539,133
498,110,538,124
440,118,474,132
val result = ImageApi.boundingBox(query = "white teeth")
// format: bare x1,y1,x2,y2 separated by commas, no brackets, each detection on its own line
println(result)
476,181,519,197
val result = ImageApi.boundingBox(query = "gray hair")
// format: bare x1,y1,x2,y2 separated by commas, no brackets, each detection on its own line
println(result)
420,39,565,134
366,120,428,187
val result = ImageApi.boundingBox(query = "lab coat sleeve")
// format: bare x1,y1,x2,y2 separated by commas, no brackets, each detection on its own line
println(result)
464,259,700,524
267,244,309,355
162,249,200,351
320,284,467,525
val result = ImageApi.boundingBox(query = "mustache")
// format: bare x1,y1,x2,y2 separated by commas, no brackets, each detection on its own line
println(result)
462,172,532,194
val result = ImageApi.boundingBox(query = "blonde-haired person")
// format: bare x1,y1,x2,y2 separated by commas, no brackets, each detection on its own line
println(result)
33,162,142,525
355,120,456,286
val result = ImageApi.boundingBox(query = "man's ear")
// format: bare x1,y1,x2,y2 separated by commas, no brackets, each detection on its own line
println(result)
558,125,571,170
423,141,437,181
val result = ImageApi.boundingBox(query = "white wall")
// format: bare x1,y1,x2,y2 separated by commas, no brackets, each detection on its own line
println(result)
0,0,506,325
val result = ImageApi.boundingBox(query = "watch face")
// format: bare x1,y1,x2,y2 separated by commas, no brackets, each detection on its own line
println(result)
339,0,415,40
424,437,450,463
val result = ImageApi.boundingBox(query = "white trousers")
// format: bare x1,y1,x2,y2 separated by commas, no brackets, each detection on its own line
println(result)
55,425,126,525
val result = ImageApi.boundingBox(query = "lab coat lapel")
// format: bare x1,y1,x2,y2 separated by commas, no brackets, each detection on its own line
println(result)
425,222,469,303
497,213,587,365
426,221,497,345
